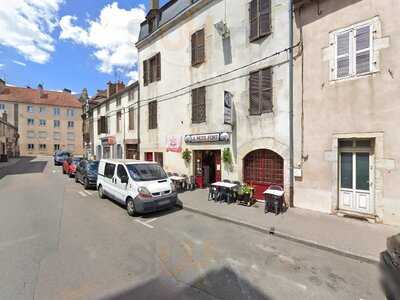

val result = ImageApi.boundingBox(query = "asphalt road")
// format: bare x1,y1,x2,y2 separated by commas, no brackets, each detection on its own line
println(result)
0,157,385,300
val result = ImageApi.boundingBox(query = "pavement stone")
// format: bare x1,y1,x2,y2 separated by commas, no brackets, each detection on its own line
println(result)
179,189,400,263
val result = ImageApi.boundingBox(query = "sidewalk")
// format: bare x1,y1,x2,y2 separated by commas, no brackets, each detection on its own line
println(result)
179,189,399,263
0,157,21,168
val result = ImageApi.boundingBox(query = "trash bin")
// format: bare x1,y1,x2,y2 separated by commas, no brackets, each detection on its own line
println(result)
380,234,400,300
264,185,284,215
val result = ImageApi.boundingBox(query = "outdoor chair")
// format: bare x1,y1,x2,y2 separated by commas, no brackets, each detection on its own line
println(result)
208,186,218,201
264,185,284,215
232,181,241,202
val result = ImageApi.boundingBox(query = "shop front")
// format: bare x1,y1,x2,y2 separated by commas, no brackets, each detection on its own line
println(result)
184,132,230,188
125,139,138,159
101,136,116,159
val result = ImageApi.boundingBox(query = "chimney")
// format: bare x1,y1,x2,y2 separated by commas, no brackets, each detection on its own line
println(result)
150,0,159,10
107,81,117,98
2,112,7,123
37,84,45,98
63,88,71,93
115,81,125,93
0,79,5,94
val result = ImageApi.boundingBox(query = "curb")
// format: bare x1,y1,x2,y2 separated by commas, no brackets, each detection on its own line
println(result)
182,204,379,265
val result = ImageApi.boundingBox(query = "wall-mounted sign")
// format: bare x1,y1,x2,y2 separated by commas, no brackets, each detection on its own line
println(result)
184,132,230,144
101,136,116,146
166,135,182,152
224,91,233,125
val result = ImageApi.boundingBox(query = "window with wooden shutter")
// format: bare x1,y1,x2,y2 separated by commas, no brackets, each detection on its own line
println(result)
116,111,121,132
148,101,157,129
97,118,101,134
192,87,206,123
129,108,134,130
249,0,271,41
192,29,205,66
249,67,273,115
355,25,371,74
155,53,161,80
336,31,351,78
143,60,149,86
144,53,161,85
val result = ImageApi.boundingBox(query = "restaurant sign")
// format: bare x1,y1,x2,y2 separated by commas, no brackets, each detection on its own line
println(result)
101,136,116,146
184,132,230,144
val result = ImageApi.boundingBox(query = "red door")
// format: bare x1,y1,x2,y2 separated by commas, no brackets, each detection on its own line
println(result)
243,149,284,201
194,151,203,188
145,152,153,161
214,151,221,182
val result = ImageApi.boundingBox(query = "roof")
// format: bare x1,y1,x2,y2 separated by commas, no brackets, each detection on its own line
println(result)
0,85,82,108
91,81,139,110
138,0,200,42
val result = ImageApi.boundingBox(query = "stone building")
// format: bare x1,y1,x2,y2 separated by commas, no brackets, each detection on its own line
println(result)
92,81,140,160
0,111,18,158
0,80,83,156
292,0,400,225
136,0,291,199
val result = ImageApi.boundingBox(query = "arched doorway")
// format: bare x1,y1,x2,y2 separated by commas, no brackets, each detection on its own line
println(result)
243,149,284,200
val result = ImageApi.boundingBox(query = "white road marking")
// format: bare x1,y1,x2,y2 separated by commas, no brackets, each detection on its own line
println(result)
135,219,154,229
0,234,39,251
84,190,93,196
79,191,87,197
145,218,158,224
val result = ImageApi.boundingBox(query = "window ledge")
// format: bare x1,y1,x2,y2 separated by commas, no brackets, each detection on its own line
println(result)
330,70,379,84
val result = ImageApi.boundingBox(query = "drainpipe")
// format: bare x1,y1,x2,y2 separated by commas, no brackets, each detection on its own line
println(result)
289,0,294,207
137,83,141,160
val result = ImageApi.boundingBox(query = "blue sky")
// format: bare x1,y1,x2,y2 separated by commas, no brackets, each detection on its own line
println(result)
0,0,168,96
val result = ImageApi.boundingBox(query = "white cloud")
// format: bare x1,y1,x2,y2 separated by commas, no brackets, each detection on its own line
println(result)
0,0,63,64
59,2,145,75
127,71,138,85
12,60,27,67
0,64,4,69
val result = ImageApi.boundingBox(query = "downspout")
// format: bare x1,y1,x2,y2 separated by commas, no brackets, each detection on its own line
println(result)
289,0,294,207
137,83,141,160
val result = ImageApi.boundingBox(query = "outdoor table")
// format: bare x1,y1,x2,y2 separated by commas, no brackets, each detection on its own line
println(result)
169,176,186,192
263,188,284,215
211,182,238,202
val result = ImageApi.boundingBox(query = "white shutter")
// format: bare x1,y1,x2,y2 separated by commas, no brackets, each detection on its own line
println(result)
336,31,351,78
355,25,371,74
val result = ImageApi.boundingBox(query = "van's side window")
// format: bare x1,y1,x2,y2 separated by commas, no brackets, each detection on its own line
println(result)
104,163,116,178
117,165,127,179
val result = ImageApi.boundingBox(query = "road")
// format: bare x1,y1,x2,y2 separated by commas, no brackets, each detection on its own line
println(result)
0,157,385,300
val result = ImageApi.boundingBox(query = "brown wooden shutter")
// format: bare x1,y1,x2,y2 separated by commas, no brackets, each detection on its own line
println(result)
156,53,161,81
191,88,198,122
149,101,157,129
191,33,196,65
199,86,206,122
260,67,273,113
143,59,149,86
249,0,259,41
249,71,261,114
259,0,271,36
97,118,101,134
129,108,134,130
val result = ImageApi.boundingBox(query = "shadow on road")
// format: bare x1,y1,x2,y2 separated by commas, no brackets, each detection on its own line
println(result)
98,266,271,300
0,157,47,180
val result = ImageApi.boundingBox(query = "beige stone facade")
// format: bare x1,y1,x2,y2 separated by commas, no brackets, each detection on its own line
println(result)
293,0,400,225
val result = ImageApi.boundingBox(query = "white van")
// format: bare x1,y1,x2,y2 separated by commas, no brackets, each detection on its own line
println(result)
97,159,177,216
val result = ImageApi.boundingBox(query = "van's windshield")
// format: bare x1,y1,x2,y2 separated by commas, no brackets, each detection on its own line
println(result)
126,164,167,181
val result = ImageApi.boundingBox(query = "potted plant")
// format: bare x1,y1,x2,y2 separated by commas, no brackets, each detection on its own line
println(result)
222,148,233,165
182,148,191,163
239,184,253,205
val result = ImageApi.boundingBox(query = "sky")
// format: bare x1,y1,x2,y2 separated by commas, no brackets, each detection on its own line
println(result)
0,0,168,96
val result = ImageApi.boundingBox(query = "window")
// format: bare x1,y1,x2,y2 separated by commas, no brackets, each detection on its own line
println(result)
128,89,135,101
67,132,75,141
192,87,206,123
249,67,273,115
54,120,60,128
27,131,35,139
334,23,372,79
38,131,47,139
0,104,5,111
249,0,271,41
96,106,100,115
27,144,34,150
106,101,110,112
67,121,74,128
39,144,47,151
53,107,60,115
126,164,167,181
53,132,61,140
27,118,34,126
129,107,135,130
98,116,108,134
116,111,122,132
116,96,121,106
192,29,205,66
154,152,163,167
104,163,116,178
54,144,60,151
39,107,46,114
67,109,75,117
39,119,46,127
117,164,127,179
67,144,75,152
148,101,157,129
27,105,33,113
143,53,161,86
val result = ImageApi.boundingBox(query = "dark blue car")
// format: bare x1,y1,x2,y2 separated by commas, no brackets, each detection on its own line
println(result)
75,160,99,189
54,150,70,166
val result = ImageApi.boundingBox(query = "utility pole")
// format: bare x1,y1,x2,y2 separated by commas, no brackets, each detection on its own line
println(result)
289,0,294,207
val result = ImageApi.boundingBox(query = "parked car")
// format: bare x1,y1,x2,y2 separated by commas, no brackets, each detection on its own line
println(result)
380,234,400,300
75,160,99,189
54,150,70,166
63,157,82,177
97,159,177,216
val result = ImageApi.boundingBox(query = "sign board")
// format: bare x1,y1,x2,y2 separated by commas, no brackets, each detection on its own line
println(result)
224,91,232,125
101,136,116,146
166,135,182,152
184,132,230,144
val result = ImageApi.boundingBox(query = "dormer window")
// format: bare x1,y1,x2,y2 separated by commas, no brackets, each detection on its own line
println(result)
148,17,156,33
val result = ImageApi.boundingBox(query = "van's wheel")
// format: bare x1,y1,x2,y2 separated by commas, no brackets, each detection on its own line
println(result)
126,197,136,216
98,185,105,199
84,178,90,190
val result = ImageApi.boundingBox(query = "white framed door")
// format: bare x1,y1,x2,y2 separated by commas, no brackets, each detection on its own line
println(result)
339,151,374,214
